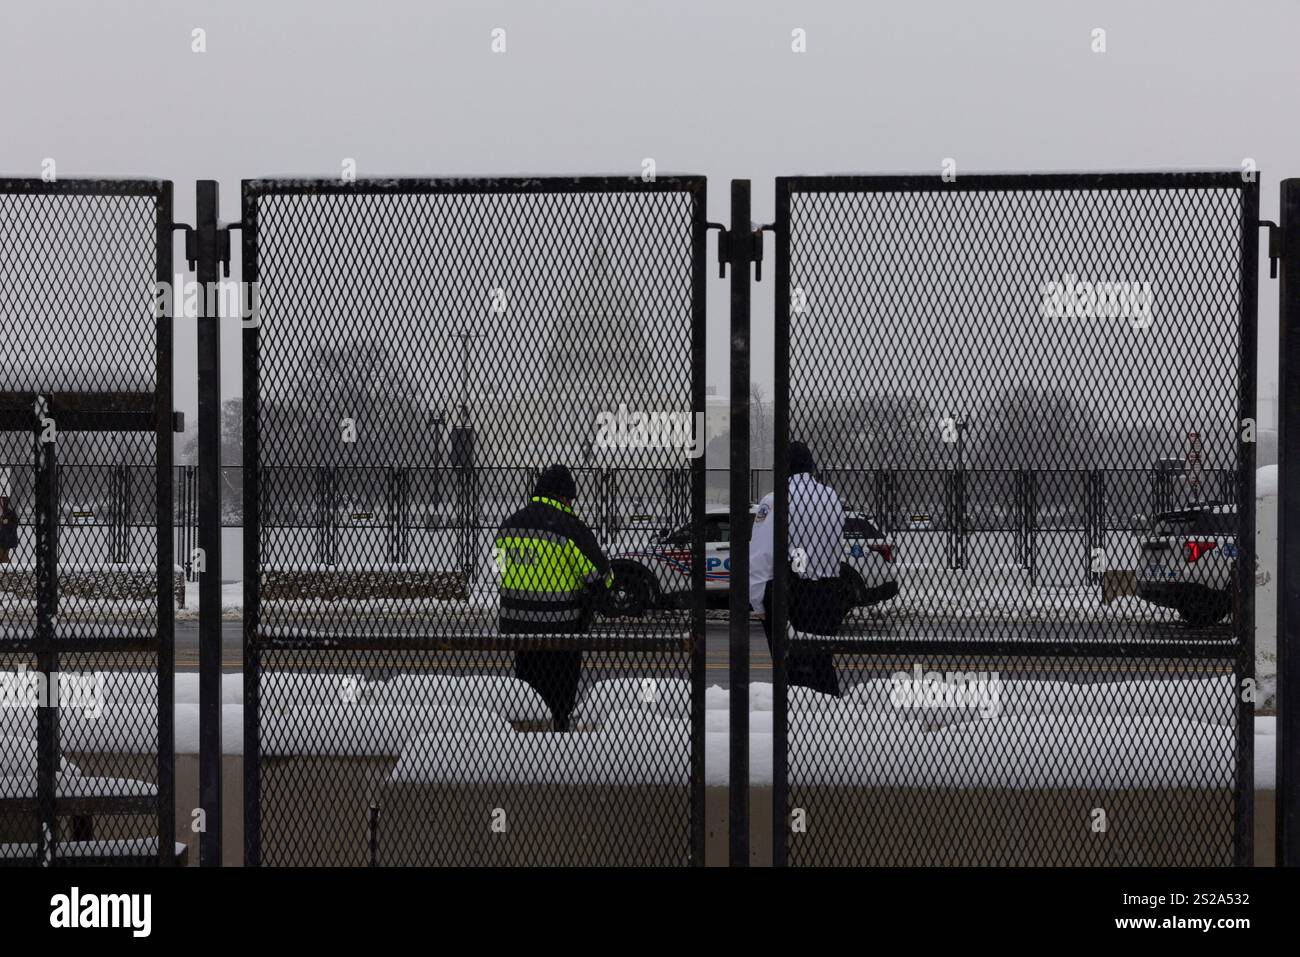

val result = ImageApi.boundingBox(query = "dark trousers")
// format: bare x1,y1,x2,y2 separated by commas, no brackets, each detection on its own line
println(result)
501,612,589,732
513,649,583,731
762,578,843,697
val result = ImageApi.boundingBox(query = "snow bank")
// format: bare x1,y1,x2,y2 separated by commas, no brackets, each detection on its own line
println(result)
572,678,691,722
700,682,1249,789
0,672,1271,791
173,672,244,705
173,704,244,756
786,711,1235,789
391,713,691,786
0,737,79,778
1256,716,1276,790
0,838,180,861
0,735,154,801
350,674,550,722
706,678,1234,724
1257,464,1278,498
0,773,155,801
263,708,511,757
705,684,775,712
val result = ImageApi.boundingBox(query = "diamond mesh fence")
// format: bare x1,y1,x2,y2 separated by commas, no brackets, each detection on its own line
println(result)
242,177,706,866
0,179,175,866
772,173,1256,866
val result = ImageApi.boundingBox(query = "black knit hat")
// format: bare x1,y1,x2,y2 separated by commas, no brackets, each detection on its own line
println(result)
534,464,578,502
789,441,816,475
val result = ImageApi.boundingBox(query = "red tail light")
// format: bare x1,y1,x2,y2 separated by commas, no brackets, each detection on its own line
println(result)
869,543,894,563
1184,540,1217,563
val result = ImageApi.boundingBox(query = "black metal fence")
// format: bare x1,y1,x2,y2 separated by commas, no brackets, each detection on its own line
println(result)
771,172,1257,866
1,170,1279,869
0,464,199,581
0,178,177,866
241,177,707,865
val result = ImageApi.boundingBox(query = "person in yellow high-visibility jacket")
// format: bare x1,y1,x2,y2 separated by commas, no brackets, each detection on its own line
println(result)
495,464,613,731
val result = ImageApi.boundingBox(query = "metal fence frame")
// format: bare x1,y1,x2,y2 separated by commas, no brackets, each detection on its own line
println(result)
1277,178,1300,866
239,175,709,866
771,171,1258,866
0,177,176,866
2,170,1281,867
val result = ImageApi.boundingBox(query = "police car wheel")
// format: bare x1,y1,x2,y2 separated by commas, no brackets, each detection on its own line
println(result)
607,571,651,617
1178,592,1231,628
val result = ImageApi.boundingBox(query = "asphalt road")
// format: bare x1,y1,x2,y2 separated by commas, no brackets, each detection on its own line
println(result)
173,617,1233,686
175,619,764,678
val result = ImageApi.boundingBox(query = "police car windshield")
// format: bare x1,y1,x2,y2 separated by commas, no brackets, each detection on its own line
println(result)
662,523,691,544
844,516,883,539
1150,508,1235,537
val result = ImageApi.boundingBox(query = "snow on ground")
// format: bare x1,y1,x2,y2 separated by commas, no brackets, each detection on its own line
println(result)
0,772,156,801
0,736,156,801
391,714,691,786
1256,716,1276,789
1,737,79,777
0,839,180,861
173,672,243,704
1258,463,1278,498
0,672,1273,790
177,581,244,621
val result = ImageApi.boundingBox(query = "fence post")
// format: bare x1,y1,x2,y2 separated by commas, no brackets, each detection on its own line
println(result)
386,466,397,563
122,462,133,563
1015,469,1025,567
1089,469,1104,583
195,179,226,866
33,400,58,865
772,179,792,867
1027,469,1038,588
727,179,753,866
603,467,614,545
1278,178,1300,865
400,467,409,563
315,467,326,564
111,463,125,563
957,465,966,569
949,470,956,567
330,466,340,565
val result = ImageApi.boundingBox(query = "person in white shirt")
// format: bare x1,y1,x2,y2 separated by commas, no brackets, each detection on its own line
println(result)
749,441,845,696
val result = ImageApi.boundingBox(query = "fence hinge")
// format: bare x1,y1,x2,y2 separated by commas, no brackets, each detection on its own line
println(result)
178,221,239,277
1260,219,1281,279
709,220,768,281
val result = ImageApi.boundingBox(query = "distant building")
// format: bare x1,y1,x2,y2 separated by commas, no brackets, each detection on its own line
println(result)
540,234,662,405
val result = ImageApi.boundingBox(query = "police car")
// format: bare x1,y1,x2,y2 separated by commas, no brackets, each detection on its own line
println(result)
603,506,898,617
1134,503,1236,627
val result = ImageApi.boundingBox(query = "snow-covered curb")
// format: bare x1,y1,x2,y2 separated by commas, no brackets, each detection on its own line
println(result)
2,676,1271,790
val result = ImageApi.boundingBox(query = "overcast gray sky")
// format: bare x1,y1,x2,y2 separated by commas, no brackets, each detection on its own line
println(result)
3,0,1295,431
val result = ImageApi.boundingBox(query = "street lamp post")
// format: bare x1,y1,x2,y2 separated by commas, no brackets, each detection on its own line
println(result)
953,417,967,569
